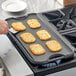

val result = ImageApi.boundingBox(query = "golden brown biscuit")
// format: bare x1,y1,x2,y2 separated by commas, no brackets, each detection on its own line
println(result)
12,22,26,31
46,40,62,52
27,19,41,29
29,44,46,55
20,32,36,43
36,30,51,40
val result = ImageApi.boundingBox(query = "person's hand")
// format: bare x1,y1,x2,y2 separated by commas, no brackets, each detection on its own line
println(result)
0,19,9,34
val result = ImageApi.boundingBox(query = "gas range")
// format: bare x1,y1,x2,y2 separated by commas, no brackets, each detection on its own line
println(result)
7,5,76,76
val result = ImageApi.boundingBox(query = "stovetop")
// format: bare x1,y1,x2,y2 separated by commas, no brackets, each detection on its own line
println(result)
7,5,76,76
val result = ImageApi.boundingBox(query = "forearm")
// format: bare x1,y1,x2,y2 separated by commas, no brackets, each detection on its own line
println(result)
0,20,9,34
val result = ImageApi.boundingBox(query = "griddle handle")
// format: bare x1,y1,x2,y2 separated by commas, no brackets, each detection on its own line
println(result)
48,54,64,62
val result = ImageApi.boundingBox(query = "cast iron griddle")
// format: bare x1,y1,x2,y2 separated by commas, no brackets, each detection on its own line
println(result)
6,13,74,65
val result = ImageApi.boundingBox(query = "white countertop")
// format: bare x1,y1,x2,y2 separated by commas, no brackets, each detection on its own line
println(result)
0,35,34,76
1,0,76,76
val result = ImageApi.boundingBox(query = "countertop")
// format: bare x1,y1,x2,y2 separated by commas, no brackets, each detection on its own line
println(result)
0,0,76,76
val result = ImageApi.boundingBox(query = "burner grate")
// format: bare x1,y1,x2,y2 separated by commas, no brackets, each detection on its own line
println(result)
43,5,76,32
56,19,76,31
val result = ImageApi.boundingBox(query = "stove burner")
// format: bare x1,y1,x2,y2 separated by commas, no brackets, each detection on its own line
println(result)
39,60,61,68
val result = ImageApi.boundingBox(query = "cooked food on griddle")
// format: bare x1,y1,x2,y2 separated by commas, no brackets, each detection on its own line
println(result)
12,22,26,31
27,19,41,29
36,30,51,40
46,40,62,52
20,32,36,43
29,44,46,55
